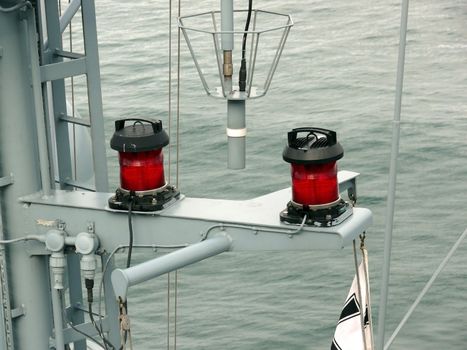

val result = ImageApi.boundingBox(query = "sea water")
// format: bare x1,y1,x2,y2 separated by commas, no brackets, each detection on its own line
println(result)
77,0,467,348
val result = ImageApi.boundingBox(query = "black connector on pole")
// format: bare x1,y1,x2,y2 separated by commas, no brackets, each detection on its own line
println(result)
239,0,253,91
239,58,247,91
85,278,94,303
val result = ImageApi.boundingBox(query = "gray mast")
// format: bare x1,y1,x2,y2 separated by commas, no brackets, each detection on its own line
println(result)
0,4,53,349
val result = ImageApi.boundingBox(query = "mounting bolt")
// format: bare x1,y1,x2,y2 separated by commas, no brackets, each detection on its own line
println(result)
57,220,66,231
87,222,95,234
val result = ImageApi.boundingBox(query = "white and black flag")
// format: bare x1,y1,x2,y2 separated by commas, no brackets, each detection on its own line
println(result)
331,255,373,350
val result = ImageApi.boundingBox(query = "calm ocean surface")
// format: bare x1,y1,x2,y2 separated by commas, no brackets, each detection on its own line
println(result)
87,0,467,348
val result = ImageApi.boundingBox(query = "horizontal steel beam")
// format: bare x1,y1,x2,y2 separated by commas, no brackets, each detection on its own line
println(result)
20,171,371,253
59,114,91,127
54,49,85,60
40,57,87,82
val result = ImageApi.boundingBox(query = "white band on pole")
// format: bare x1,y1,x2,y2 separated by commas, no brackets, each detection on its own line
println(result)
226,128,247,137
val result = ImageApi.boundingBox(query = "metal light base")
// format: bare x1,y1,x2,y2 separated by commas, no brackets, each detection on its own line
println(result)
108,185,180,212
280,198,352,227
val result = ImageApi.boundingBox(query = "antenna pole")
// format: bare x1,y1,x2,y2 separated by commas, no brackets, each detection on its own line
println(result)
220,0,247,169
376,0,410,348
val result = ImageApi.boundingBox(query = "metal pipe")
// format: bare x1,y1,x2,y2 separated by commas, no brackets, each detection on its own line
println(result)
111,235,232,300
376,0,410,349
220,0,234,96
50,276,66,350
227,100,246,169
220,0,234,51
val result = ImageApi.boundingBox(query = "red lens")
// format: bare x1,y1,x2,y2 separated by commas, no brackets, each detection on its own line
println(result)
119,149,165,191
291,162,339,206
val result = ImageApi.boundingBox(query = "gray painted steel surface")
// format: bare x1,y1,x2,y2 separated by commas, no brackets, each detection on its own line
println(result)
227,100,246,169
0,6,53,349
0,1,372,348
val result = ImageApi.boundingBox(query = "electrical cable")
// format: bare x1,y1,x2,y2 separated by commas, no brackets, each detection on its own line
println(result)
0,1,31,12
201,214,308,241
89,301,114,350
86,278,114,350
59,290,107,349
0,235,44,244
126,198,134,268
238,0,253,91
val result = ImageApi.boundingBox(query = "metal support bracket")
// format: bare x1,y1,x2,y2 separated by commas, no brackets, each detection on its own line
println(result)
338,171,358,203
59,317,110,346
63,179,96,192
0,174,14,188
59,113,91,127
54,49,84,60
0,47,3,58
10,305,26,319
40,57,87,82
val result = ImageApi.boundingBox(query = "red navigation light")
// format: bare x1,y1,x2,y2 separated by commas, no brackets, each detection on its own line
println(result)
110,118,169,192
281,127,350,226
119,149,165,191
109,118,179,212
282,127,344,207
291,161,339,206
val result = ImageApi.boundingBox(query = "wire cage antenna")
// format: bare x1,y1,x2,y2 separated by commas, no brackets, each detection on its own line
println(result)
178,3,293,169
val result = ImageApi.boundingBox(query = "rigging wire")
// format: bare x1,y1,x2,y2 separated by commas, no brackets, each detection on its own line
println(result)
384,227,467,350
175,0,181,188
174,270,178,350
172,2,182,347
360,234,375,349
167,273,171,350
168,0,172,183
352,239,368,349
97,243,188,348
